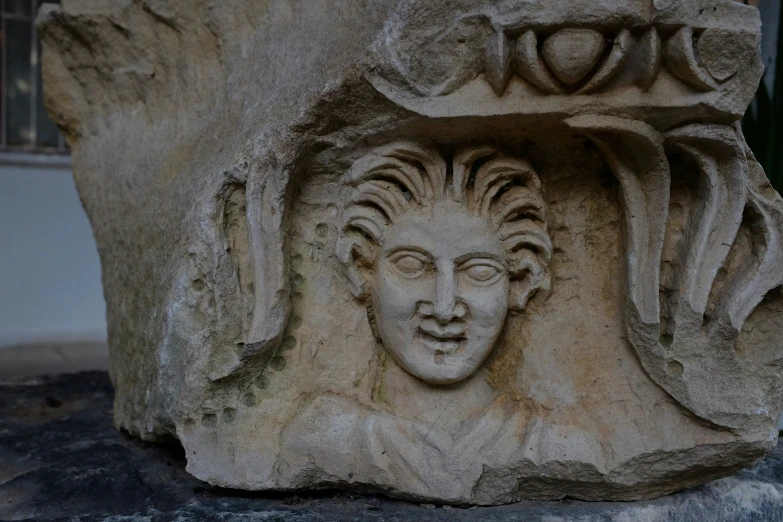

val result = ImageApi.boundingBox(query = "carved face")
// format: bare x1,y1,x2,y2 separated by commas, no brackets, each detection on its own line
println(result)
337,143,551,386
372,201,510,385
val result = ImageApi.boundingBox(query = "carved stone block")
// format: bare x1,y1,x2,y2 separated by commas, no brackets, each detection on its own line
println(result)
38,0,783,505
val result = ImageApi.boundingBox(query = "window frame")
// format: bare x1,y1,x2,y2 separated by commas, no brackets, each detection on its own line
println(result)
0,0,67,155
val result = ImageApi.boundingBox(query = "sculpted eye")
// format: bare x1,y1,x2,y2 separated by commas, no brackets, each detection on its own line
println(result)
460,259,504,284
390,252,428,277
396,256,424,273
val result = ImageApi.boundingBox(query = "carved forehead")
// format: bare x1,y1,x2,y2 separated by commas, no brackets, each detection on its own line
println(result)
336,142,553,292
380,201,505,260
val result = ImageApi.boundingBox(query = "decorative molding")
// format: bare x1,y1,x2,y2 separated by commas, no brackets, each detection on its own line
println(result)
379,21,759,98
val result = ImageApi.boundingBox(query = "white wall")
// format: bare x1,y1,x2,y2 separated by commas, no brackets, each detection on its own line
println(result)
0,156,106,348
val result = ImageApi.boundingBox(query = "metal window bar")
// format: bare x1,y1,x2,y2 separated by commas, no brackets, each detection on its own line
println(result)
0,0,67,154
2,0,8,149
29,0,36,152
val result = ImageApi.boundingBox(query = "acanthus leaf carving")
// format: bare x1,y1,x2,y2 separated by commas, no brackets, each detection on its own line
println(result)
664,125,749,328
717,176,783,332
241,161,291,363
566,116,783,434
565,115,670,324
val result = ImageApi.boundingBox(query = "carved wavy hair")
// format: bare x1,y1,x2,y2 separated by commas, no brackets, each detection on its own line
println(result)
336,142,552,310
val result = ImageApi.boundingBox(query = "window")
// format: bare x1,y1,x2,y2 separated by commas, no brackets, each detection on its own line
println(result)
1,0,66,154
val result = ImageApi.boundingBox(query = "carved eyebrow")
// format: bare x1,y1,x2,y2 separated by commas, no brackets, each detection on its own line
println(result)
386,246,433,260
454,252,504,265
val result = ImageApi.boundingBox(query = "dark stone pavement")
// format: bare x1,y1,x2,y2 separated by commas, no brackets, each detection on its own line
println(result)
1,371,782,521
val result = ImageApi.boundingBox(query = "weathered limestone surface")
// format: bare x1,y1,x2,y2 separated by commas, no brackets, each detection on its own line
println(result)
38,0,783,505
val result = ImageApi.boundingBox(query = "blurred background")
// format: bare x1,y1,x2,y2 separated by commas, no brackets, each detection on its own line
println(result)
0,0,106,375
0,0,780,382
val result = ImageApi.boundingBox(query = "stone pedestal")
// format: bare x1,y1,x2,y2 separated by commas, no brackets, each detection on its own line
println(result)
37,0,783,505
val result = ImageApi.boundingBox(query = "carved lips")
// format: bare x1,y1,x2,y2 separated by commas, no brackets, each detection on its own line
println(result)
417,318,468,355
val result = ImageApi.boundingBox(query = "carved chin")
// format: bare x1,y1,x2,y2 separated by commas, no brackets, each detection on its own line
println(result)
383,335,496,386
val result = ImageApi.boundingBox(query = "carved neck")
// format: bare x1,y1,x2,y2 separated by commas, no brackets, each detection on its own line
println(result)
373,347,501,428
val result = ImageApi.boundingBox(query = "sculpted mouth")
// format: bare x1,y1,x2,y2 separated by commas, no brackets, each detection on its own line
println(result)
417,327,467,344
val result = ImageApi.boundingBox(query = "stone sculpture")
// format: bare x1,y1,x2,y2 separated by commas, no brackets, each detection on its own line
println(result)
38,0,783,505
337,144,551,384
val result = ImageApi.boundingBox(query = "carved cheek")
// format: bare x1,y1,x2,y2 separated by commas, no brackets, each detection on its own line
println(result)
459,276,510,327
374,261,434,320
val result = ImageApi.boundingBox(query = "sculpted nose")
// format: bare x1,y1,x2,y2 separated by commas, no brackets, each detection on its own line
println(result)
433,269,458,322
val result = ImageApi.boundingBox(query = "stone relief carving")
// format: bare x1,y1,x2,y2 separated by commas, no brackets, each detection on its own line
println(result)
327,120,783,431
565,117,783,434
38,0,783,507
381,23,755,97
336,144,551,384
375,4,759,98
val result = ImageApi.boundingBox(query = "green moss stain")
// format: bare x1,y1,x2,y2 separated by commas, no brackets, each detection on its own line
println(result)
371,349,391,407
316,222,329,238
282,336,297,351
270,356,287,371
